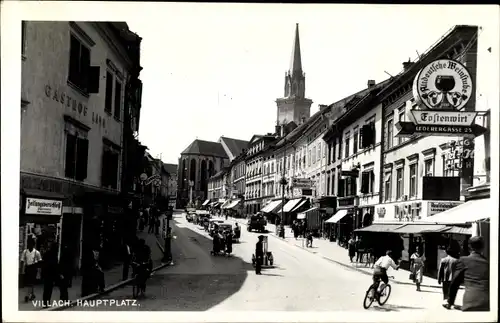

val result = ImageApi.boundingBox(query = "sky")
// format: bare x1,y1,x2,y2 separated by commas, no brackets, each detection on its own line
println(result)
124,5,496,164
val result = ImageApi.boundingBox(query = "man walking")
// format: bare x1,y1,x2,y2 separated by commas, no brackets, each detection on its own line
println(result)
438,247,458,302
444,236,490,311
21,238,42,302
122,241,132,281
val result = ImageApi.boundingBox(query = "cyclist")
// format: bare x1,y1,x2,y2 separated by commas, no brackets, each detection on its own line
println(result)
132,239,153,296
372,250,400,298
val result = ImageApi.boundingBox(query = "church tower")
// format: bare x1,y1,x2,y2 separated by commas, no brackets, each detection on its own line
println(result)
276,23,313,128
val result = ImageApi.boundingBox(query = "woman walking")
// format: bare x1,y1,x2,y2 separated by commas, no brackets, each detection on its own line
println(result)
348,235,356,263
410,246,426,291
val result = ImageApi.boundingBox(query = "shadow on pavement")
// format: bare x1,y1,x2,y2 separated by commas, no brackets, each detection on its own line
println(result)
371,304,426,312
132,218,255,311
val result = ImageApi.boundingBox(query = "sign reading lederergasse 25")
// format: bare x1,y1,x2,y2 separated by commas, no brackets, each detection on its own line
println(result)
395,59,485,137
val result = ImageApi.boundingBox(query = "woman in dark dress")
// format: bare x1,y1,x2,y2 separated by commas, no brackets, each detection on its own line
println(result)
225,231,233,255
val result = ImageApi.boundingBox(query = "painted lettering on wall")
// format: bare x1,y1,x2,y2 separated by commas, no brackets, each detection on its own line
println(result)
44,84,106,129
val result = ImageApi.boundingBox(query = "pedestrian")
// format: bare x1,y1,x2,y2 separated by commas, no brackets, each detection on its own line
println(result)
356,237,365,265
42,241,60,307
255,235,264,275
212,231,221,255
122,240,132,281
348,235,356,263
21,238,42,302
410,246,425,291
225,231,233,256
155,215,160,235
58,247,71,301
306,231,313,248
444,236,490,311
438,246,458,302
92,247,105,293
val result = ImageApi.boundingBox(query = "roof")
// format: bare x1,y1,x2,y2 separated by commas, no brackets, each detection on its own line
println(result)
289,23,302,75
162,163,177,176
220,136,249,159
181,139,228,158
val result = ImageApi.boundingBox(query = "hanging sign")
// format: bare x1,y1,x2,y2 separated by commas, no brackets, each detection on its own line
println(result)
413,59,473,111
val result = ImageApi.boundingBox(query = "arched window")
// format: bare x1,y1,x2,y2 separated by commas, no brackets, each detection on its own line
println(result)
200,160,207,193
208,160,214,177
181,159,187,189
190,159,196,185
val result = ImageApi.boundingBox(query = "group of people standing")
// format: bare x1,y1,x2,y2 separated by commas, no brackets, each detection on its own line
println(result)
212,225,237,256
137,206,161,235
291,220,307,239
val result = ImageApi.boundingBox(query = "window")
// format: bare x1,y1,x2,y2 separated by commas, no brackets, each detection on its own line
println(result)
332,141,336,162
337,177,345,197
331,173,336,195
409,163,418,197
360,170,375,194
424,159,434,176
114,80,122,120
360,118,376,149
344,133,350,158
317,144,321,162
326,173,331,195
384,171,392,202
21,21,27,56
101,146,120,189
337,138,342,159
353,127,359,154
398,108,406,145
68,34,91,92
396,168,404,199
386,118,394,149
65,133,89,181
105,72,113,113
308,149,311,166
312,147,316,164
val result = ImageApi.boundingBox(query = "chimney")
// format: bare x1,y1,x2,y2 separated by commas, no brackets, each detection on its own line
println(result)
367,80,376,88
319,104,328,111
403,58,413,71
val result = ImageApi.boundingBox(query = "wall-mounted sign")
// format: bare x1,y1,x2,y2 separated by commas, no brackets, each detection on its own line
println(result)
45,84,107,129
396,122,487,137
428,201,462,217
410,111,477,126
292,178,313,189
376,207,386,218
25,198,62,216
341,170,359,178
413,59,473,111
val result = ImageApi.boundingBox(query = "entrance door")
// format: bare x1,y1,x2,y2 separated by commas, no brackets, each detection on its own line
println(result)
60,214,82,274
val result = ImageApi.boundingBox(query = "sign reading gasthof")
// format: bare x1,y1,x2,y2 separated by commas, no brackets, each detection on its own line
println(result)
25,198,63,216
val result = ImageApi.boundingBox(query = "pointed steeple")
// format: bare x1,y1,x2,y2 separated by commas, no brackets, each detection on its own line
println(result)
289,23,302,76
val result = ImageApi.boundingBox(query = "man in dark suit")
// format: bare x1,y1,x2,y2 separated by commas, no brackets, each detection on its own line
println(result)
444,236,489,311
255,236,264,275
438,247,458,301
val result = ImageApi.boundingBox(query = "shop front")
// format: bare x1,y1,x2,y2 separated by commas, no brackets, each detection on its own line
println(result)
19,189,66,284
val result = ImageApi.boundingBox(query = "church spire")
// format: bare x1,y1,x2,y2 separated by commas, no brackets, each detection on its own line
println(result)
289,23,302,76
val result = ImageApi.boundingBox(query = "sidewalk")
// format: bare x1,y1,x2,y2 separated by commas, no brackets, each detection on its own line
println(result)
227,216,447,290
19,231,163,311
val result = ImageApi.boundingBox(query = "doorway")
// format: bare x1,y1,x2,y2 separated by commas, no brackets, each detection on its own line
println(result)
60,214,82,274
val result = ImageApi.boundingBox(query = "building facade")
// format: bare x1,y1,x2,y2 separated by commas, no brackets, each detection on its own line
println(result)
162,163,178,209
20,21,143,273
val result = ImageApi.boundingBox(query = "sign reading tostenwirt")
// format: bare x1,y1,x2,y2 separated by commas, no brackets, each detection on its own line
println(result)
25,198,63,216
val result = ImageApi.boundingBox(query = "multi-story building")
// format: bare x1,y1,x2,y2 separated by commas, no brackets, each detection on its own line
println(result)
19,21,143,272
244,134,276,214
162,163,178,209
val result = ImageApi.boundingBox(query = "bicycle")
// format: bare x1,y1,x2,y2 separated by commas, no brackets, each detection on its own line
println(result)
132,261,150,299
363,275,394,309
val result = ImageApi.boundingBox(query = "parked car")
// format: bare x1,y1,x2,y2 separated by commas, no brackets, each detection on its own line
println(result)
208,219,224,236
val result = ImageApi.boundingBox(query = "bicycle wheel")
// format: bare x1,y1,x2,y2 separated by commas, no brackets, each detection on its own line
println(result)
377,284,391,306
363,286,376,309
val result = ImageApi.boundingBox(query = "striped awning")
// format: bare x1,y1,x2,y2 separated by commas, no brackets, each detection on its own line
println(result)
261,200,282,213
423,198,492,225
325,209,349,223
224,199,241,210
290,199,307,213
220,200,231,209
202,199,210,206
282,198,304,213
442,226,473,235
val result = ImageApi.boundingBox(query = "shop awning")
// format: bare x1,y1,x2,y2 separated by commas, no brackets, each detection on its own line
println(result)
290,199,307,213
392,224,448,234
261,200,282,213
325,209,349,223
282,198,303,213
423,198,492,224
297,207,318,220
355,224,403,233
220,200,231,209
202,199,210,206
210,201,220,207
443,226,473,235
225,199,241,210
